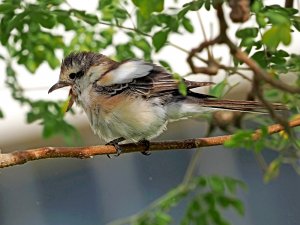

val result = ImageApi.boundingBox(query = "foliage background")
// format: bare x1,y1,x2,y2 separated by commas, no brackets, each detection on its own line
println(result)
1,0,300,225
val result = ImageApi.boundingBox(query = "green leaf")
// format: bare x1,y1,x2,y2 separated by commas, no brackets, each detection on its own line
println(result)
270,55,286,65
152,29,169,52
81,14,99,25
178,0,205,19
251,0,263,13
223,177,247,194
224,130,253,149
264,11,290,25
182,0,204,10
265,4,298,17
157,14,179,31
133,37,151,59
177,7,190,20
159,186,188,210
236,27,258,38
264,158,282,183
182,17,194,33
262,26,280,49
115,44,136,60
155,212,172,224
178,81,187,96
45,0,64,5
240,37,255,47
39,13,57,28
293,16,300,32
42,120,56,138
208,209,225,225
208,176,225,193
27,112,39,123
55,11,76,30
197,177,207,187
99,0,112,9
6,65,16,77
72,10,99,25
45,51,60,69
231,200,245,215
279,25,291,45
218,197,245,215
251,51,268,68
262,25,291,49
7,11,28,34
158,60,172,71
132,0,164,18
209,80,227,98
256,12,267,27
115,8,127,19
0,3,17,13
204,0,211,10
0,109,4,118
275,49,289,57
212,0,224,9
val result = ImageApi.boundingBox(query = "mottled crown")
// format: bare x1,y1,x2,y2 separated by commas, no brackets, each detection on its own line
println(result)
61,52,109,73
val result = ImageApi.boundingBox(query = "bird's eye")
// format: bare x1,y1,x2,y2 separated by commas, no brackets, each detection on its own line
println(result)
69,73,76,80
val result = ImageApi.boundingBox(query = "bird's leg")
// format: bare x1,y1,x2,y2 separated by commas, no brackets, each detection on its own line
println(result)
105,137,125,157
138,139,151,156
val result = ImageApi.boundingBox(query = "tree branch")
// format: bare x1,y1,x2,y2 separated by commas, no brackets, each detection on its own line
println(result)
285,0,294,8
1,118,300,169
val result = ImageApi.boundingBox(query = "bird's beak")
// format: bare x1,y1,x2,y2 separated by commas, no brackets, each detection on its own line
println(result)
48,81,70,94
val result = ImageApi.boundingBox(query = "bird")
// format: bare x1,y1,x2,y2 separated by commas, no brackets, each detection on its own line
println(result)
48,52,285,155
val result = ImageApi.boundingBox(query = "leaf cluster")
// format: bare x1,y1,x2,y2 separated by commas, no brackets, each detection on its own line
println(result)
129,175,246,225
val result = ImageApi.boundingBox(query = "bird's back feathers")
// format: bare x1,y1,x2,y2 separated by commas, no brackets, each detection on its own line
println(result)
92,59,286,114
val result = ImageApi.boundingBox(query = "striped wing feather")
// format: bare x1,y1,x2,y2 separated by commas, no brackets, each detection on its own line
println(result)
94,61,214,97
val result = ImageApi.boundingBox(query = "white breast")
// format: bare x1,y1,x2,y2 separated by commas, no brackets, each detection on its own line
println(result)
77,88,168,143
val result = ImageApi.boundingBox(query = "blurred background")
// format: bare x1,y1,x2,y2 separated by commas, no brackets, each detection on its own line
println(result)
1,0,300,225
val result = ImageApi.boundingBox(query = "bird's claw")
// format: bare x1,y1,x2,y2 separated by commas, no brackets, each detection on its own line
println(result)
141,151,151,156
138,139,151,156
105,137,125,158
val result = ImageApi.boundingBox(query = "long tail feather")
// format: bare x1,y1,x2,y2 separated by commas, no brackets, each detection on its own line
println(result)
194,98,287,113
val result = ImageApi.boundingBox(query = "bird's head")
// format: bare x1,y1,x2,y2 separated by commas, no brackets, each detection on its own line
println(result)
48,51,115,110
49,52,106,92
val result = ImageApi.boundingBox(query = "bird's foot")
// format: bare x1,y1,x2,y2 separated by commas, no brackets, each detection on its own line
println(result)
105,137,125,158
138,139,151,156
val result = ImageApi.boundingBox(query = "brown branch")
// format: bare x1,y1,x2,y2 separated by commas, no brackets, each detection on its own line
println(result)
228,0,250,23
233,49,300,93
285,0,294,8
1,118,300,169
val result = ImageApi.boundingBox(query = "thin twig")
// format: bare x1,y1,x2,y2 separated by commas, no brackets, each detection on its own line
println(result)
285,0,294,7
182,151,202,184
98,18,210,64
254,152,268,173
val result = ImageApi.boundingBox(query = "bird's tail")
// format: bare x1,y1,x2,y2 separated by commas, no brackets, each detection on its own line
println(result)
198,98,287,113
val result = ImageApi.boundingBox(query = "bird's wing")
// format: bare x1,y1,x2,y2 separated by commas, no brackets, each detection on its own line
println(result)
96,59,154,86
94,60,214,97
